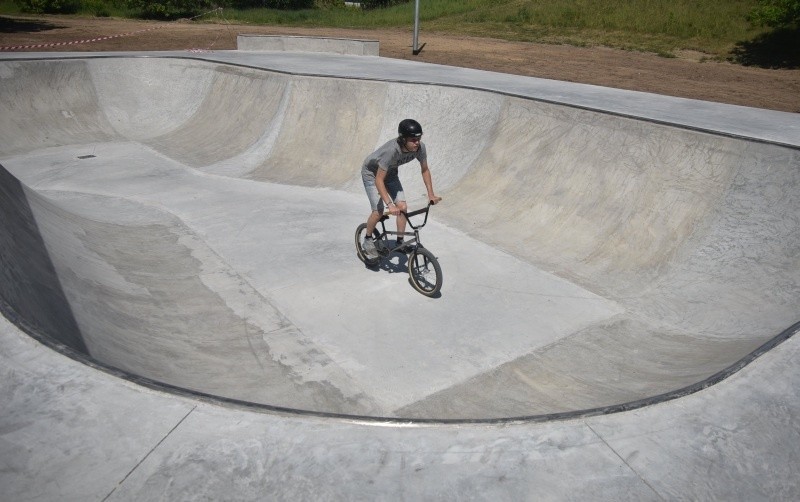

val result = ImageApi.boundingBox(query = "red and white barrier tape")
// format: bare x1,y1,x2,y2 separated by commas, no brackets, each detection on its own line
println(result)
0,25,163,51
0,8,224,52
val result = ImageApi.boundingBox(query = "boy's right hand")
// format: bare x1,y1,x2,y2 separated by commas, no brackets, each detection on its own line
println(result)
386,204,402,216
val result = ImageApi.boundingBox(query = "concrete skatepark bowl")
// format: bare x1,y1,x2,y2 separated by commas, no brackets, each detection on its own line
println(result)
1,49,799,499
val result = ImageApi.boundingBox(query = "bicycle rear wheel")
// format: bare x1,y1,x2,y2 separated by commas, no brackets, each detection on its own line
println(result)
355,223,380,267
408,247,442,296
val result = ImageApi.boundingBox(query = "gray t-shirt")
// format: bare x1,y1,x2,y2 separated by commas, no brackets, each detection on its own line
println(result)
361,138,427,180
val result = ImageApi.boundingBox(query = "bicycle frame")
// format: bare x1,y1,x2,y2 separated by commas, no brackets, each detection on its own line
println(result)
374,202,433,254
356,201,443,296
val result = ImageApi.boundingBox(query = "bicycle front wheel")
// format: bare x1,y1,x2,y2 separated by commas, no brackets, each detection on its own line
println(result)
408,247,442,297
355,223,380,267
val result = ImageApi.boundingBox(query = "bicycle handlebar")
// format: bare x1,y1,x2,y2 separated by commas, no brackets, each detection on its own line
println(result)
381,201,434,230
405,201,433,218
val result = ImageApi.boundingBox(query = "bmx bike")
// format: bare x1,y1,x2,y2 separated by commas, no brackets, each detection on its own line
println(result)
355,202,443,297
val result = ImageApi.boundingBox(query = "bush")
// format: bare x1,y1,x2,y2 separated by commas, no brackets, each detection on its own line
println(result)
126,0,216,19
228,0,314,9
315,0,344,8
15,0,81,14
749,0,800,28
83,0,111,16
361,0,408,10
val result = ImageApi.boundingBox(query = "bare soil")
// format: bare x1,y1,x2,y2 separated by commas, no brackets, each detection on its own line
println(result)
1,14,799,112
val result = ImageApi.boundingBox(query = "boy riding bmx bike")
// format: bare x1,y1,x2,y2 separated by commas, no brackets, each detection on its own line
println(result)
360,119,442,258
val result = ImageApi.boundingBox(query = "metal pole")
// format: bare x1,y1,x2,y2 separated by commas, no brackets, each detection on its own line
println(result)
412,0,421,55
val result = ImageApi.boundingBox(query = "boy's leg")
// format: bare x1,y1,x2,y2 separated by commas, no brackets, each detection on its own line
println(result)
386,179,406,242
396,201,408,238
366,210,381,234
363,175,384,234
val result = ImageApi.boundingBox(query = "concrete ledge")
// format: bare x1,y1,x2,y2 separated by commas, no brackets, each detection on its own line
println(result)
237,34,379,56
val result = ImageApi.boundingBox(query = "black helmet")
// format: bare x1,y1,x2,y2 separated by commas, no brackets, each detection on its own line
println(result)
398,119,423,138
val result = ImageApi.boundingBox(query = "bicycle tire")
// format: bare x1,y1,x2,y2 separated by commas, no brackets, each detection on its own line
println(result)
408,247,442,296
355,223,380,267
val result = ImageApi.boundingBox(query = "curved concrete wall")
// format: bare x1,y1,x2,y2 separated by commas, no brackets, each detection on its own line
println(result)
1,57,797,419
0,166,86,353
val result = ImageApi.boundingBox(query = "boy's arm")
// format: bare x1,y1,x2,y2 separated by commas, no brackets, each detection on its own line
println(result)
420,161,442,204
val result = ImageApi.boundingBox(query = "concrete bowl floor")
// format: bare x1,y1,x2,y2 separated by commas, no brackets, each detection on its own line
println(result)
1,53,798,423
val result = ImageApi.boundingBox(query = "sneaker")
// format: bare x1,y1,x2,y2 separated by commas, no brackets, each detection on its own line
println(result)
362,237,378,258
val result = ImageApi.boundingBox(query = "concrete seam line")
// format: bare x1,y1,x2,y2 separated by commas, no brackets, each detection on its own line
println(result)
101,405,197,501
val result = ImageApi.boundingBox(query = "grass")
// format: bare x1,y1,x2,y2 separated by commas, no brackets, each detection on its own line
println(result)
0,0,778,60
221,0,770,58
420,0,764,57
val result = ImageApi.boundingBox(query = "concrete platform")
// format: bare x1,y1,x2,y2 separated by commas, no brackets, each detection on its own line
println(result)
1,49,798,499
237,34,379,56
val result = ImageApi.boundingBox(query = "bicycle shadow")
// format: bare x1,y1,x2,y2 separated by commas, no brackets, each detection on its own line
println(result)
364,251,409,275
361,251,443,299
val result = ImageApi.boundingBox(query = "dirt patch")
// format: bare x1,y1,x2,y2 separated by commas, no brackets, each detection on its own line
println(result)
1,14,799,112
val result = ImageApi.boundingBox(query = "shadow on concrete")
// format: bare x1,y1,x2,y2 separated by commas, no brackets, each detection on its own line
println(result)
0,164,87,354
